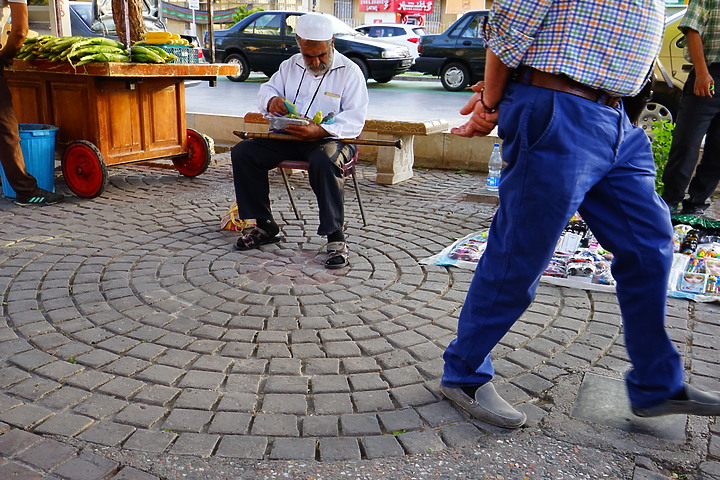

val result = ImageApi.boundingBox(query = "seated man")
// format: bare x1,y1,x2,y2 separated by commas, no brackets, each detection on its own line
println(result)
231,13,368,269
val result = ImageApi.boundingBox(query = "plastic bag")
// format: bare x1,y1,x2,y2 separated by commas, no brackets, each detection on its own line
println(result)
220,202,255,232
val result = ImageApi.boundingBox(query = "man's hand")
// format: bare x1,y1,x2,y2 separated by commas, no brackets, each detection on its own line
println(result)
267,96,290,116
451,82,499,138
694,71,715,98
283,122,329,140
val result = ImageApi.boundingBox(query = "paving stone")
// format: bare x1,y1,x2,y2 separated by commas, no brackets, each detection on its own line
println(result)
0,404,54,428
215,435,268,459
359,435,405,459
52,452,119,480
264,376,308,394
440,423,485,447
349,373,389,391
417,401,465,427
251,413,299,436
103,357,151,377
65,370,115,391
382,366,425,387
122,429,176,453
342,357,381,374
269,437,316,460
303,416,339,436
77,421,136,447
168,433,220,457
191,355,234,373
97,377,146,400
311,375,350,394
390,384,437,407
0,366,32,388
114,404,168,429
15,438,78,470
110,466,160,480
34,361,85,382
134,364,185,386
124,343,166,361
177,370,225,389
340,413,381,436
8,376,61,401
9,349,56,371
162,409,213,433
39,386,91,410
318,437,361,461
225,374,262,393
0,392,24,413
156,349,198,368
396,430,446,455
174,389,220,410
216,392,258,413
261,394,307,415
313,393,354,415
207,412,252,434
0,461,43,480
352,390,395,413
0,428,43,456
75,350,120,369
34,412,94,437
131,385,181,407
73,395,128,420
378,409,425,433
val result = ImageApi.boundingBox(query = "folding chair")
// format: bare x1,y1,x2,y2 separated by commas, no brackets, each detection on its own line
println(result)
277,149,367,226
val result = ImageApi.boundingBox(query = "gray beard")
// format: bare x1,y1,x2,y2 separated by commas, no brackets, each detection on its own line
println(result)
307,50,334,76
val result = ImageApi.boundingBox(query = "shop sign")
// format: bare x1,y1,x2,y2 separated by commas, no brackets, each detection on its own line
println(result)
359,0,434,14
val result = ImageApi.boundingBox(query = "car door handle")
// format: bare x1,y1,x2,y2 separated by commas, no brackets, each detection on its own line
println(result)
462,40,472,46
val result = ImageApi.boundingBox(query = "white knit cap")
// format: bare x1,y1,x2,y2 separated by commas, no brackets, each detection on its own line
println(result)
296,13,333,41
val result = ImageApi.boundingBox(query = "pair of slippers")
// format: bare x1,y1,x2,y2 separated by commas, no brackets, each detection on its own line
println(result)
235,228,349,269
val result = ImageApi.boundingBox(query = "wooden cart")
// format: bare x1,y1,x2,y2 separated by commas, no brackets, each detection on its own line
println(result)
5,60,238,198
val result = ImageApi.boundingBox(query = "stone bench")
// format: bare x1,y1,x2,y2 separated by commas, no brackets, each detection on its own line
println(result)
241,112,449,185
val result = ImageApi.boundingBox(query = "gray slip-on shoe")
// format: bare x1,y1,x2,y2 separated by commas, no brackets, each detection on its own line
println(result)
632,385,720,417
440,383,526,428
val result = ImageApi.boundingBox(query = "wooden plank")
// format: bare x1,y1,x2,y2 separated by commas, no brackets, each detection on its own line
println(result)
6,59,239,78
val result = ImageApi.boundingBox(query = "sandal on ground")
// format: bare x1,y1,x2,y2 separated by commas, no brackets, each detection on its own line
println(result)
235,227,282,251
325,241,349,269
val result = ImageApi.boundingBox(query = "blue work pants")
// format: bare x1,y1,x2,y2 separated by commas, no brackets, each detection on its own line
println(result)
442,82,684,409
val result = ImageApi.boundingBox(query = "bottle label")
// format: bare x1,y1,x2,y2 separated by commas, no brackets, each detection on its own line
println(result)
486,176,499,189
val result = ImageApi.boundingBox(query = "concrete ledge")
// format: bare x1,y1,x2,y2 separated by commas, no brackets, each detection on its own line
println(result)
186,112,498,176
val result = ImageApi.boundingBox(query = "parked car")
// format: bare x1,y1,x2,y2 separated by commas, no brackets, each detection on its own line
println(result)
204,10,413,83
638,9,689,133
354,23,427,61
414,10,489,91
69,0,166,39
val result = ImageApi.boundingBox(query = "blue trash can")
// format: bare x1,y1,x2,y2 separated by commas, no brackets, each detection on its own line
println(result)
0,124,58,199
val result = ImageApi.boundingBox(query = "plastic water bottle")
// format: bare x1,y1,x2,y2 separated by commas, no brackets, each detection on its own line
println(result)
486,143,502,192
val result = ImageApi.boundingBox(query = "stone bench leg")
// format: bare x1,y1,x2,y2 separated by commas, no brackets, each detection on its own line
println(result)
375,133,414,185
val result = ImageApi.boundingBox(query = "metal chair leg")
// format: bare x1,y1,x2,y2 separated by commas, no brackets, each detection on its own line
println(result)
351,171,367,227
279,167,301,220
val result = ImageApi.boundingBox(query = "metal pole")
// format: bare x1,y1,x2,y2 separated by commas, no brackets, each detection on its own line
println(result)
207,0,215,63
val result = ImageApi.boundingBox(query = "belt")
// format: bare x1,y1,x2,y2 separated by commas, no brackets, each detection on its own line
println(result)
516,66,621,108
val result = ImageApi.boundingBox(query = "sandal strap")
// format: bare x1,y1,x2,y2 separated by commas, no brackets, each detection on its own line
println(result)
327,241,348,254
238,227,271,249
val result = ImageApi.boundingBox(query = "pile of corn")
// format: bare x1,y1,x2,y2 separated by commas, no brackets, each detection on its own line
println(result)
16,34,180,66
135,31,192,46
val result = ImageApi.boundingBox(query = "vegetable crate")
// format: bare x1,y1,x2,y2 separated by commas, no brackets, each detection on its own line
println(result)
157,45,200,64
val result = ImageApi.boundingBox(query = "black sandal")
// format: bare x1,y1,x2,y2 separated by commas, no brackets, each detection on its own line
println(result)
235,227,283,251
325,241,349,269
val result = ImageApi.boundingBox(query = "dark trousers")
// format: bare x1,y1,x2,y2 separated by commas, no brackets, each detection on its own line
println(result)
0,70,38,197
230,138,355,236
661,66,720,209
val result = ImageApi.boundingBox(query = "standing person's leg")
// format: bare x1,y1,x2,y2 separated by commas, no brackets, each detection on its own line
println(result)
441,84,622,426
0,72,38,196
576,116,685,410
684,113,720,213
307,140,354,268
661,72,715,210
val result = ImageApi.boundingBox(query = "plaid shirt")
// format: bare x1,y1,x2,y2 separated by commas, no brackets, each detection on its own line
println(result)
680,0,720,64
486,0,665,96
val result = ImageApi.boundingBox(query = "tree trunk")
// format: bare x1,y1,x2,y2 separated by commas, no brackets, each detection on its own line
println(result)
111,0,147,44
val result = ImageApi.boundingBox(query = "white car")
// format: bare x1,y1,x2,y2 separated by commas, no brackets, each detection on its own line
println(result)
355,23,427,60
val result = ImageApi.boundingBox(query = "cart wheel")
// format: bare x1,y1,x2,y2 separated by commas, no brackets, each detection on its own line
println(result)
173,128,210,177
61,140,108,199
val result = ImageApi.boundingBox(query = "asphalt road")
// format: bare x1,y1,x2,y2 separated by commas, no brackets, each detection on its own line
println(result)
185,74,472,127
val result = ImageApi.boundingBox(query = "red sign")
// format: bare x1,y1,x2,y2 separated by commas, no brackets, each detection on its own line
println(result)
359,0,434,14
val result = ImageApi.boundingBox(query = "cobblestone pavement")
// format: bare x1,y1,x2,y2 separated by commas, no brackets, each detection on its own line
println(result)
0,152,718,479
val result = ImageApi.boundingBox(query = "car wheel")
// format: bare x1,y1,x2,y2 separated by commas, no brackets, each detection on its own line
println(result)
374,76,395,83
637,102,674,137
262,70,277,78
225,53,250,82
440,62,469,92
349,57,370,81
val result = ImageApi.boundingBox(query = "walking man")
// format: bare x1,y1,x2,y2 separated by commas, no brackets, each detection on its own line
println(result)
442,0,720,429
661,0,720,216
0,0,63,205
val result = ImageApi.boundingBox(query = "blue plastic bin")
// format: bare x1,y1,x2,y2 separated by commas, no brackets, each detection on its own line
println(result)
0,124,58,199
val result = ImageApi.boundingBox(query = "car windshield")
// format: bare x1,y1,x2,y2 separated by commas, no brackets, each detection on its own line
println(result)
325,15,358,36
72,2,94,25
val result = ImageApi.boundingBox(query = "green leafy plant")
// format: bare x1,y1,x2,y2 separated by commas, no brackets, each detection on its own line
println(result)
650,120,675,195
232,5,264,24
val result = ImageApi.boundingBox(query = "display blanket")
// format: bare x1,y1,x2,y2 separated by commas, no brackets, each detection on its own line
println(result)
421,214,720,303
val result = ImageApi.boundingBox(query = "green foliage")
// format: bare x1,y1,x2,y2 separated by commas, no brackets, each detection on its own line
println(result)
650,120,675,196
232,5,264,24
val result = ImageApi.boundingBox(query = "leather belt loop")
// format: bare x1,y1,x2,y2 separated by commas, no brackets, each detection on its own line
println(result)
517,66,621,108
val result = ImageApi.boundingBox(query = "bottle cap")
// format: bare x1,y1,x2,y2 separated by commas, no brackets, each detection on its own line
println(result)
494,143,499,147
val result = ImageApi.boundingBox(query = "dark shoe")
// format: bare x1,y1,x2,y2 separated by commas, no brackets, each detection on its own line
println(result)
632,385,720,417
234,227,282,251
15,188,63,206
680,205,706,216
325,241,349,269
440,383,526,428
